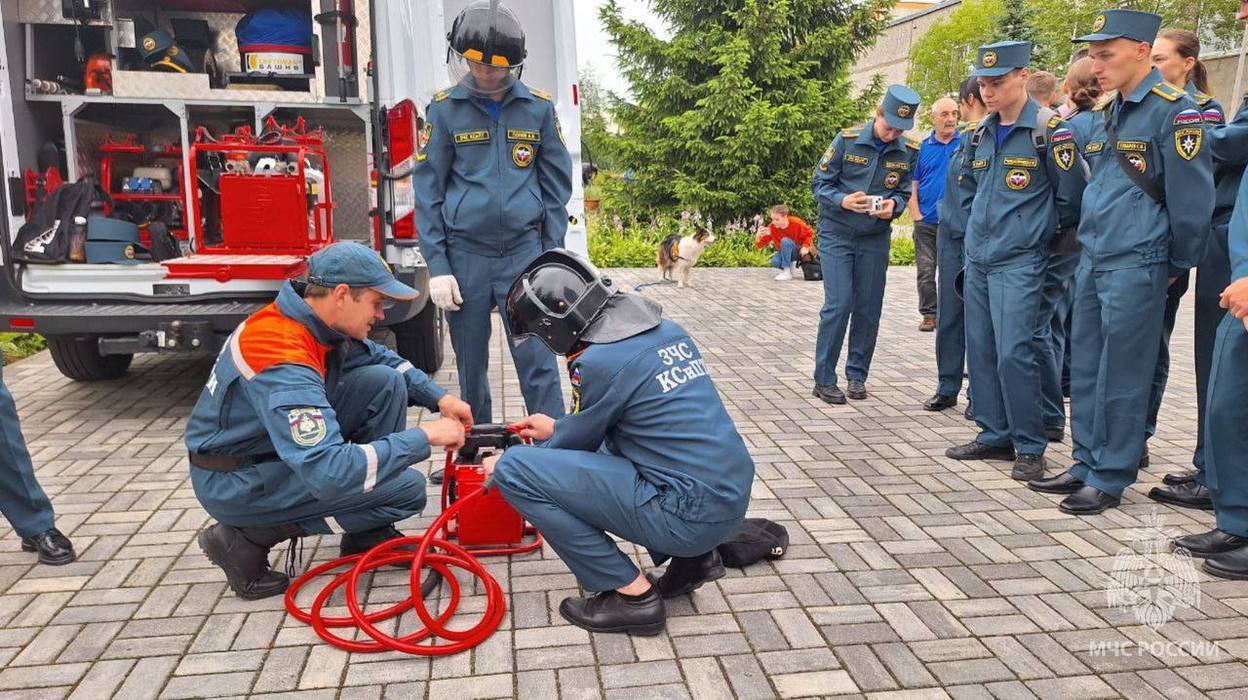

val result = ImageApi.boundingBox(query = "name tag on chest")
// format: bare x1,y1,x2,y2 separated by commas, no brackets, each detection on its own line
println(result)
844,153,871,166
1002,156,1038,168
454,130,491,144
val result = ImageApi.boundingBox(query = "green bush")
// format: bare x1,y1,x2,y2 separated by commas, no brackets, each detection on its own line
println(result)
889,236,916,266
1,333,46,365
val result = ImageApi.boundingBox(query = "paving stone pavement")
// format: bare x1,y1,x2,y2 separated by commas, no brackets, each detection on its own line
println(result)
2,266,1247,699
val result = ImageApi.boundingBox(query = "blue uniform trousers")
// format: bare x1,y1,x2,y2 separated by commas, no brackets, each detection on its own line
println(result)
494,445,741,592
1145,271,1191,440
1189,224,1231,483
446,244,564,424
963,259,1047,455
1037,253,1079,430
1205,314,1248,537
770,238,799,269
191,365,427,535
1069,263,1168,497
813,233,890,386
934,224,966,397
0,363,55,538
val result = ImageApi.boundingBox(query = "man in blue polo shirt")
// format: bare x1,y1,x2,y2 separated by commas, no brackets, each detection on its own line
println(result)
908,97,963,332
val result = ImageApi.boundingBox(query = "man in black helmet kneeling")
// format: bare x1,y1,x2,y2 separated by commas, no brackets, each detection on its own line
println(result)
482,250,756,635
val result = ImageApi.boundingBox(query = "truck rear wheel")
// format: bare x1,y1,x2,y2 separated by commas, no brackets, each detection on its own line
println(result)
393,302,444,374
46,335,133,381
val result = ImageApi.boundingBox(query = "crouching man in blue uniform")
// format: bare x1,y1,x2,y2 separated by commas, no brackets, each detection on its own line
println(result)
483,250,755,635
185,243,472,600
1027,10,1214,514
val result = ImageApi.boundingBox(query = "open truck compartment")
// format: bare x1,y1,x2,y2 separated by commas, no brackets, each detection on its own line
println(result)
0,0,446,379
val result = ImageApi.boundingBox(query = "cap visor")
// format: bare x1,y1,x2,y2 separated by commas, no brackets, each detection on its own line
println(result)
373,278,419,301
970,66,1015,78
883,113,914,130
1072,32,1121,43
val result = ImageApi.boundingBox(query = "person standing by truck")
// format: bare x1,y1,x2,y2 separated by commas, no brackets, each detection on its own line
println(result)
414,1,574,425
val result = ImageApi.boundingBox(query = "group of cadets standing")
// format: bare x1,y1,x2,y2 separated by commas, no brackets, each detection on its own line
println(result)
811,7,1248,580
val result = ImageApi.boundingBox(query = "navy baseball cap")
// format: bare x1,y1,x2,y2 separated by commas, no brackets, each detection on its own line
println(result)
972,41,1031,78
1073,9,1161,44
881,84,921,130
306,242,418,300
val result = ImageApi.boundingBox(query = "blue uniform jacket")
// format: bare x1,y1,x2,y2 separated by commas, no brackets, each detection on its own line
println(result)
544,320,754,524
1077,70,1214,274
1203,88,1247,228
812,120,919,237
1066,110,1097,147
414,81,573,278
937,119,980,240
184,283,447,501
960,99,1086,269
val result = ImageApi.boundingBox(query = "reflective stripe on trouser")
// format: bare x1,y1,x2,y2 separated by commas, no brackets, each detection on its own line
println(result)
446,244,565,425
770,237,799,269
813,233,890,386
1145,270,1191,438
493,445,739,592
1037,252,1078,430
0,362,55,538
935,224,966,397
1205,314,1248,537
963,259,1046,455
191,365,426,534
1069,263,1168,497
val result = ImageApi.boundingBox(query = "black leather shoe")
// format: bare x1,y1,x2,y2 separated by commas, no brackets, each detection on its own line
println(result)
1044,425,1065,442
20,528,75,566
846,379,868,400
1012,454,1046,482
1147,482,1213,511
1163,471,1197,486
813,385,846,405
1027,470,1084,494
946,441,1016,461
1172,529,1248,558
429,468,445,485
1203,544,1248,581
559,576,666,635
656,550,725,598
198,523,299,600
924,393,957,411
963,404,975,421
1059,486,1120,515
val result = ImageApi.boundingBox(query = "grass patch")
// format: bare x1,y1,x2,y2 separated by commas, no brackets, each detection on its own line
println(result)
1,333,46,365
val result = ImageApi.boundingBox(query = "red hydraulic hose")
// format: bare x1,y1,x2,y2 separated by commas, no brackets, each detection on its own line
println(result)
284,489,507,655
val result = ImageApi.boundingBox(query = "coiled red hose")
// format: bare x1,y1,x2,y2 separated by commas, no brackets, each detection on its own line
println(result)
283,490,507,655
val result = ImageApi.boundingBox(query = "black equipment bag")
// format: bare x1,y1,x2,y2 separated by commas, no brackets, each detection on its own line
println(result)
717,518,789,567
12,176,107,264
146,222,182,262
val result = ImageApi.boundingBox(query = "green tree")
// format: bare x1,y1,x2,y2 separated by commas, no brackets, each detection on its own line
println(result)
578,65,617,172
599,0,891,221
907,0,1003,109
1026,0,1245,71
997,0,1051,68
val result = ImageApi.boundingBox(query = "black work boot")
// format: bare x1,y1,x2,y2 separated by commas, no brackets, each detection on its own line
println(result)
559,575,666,636
812,385,846,405
198,523,301,600
1011,454,1046,482
20,528,76,566
656,549,726,598
946,441,1016,461
846,379,868,400
339,525,406,558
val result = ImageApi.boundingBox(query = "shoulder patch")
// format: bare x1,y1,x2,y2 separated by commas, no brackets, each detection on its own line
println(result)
961,119,980,133
841,128,861,138
1203,107,1225,125
905,137,920,150
531,88,553,101
1195,91,1213,106
1093,92,1116,111
1047,115,1062,129
433,90,450,102
1173,108,1203,126
1051,127,1074,144
1151,82,1184,101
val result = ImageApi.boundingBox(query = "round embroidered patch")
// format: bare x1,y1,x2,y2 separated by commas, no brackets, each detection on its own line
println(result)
1005,168,1031,190
982,51,998,68
883,171,901,189
512,142,535,168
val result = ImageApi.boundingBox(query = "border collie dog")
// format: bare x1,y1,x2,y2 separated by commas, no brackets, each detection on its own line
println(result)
656,228,715,288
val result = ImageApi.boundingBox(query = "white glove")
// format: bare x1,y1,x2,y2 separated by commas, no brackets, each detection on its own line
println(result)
429,275,463,312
